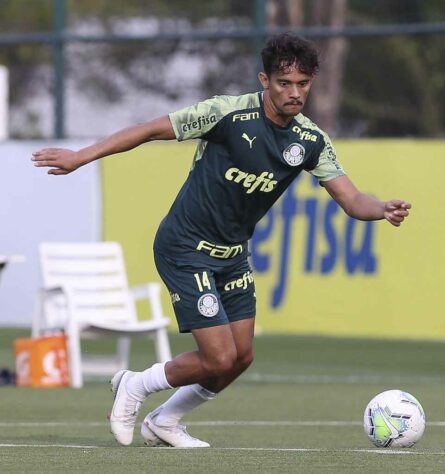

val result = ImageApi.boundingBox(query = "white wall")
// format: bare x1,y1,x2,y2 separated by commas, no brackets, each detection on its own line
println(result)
0,66,8,140
0,141,101,326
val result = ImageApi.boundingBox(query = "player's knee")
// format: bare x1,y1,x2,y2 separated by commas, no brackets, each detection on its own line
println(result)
236,349,254,371
202,352,237,378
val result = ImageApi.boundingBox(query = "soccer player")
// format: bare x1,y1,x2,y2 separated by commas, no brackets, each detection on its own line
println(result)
32,33,411,448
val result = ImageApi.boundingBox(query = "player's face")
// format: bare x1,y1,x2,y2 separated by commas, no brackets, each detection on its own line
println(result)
259,65,314,122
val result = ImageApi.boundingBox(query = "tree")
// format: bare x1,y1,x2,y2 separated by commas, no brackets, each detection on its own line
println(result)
0,0,444,138
306,0,348,137
266,0,348,137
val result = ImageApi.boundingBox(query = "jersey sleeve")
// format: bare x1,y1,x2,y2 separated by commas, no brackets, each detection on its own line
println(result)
169,96,230,142
307,133,346,183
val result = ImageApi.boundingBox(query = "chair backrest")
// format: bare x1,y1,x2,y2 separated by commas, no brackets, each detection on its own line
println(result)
39,242,138,326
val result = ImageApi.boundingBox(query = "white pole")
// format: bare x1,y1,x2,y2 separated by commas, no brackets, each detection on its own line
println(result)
0,65,9,141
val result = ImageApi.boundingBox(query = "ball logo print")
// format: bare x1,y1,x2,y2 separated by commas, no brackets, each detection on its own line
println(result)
197,294,219,317
283,143,305,166
363,389,426,448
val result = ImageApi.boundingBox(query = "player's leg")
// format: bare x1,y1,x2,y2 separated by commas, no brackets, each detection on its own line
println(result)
201,257,256,393
141,322,242,447
145,317,254,438
111,323,239,446
142,318,254,447
110,253,256,447
196,317,255,392
141,258,256,443
110,253,238,446
164,323,239,386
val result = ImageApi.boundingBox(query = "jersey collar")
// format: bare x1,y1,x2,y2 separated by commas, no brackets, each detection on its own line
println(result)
258,91,301,130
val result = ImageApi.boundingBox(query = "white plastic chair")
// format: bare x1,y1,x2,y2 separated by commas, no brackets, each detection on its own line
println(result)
33,242,172,388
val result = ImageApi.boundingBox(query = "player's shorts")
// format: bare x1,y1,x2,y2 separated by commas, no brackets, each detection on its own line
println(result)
154,251,256,333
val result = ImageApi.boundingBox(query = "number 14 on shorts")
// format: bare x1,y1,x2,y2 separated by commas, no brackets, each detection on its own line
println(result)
194,272,211,292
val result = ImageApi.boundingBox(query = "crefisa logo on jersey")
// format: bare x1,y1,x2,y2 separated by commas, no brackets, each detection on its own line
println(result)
283,143,305,167
182,114,217,133
197,293,219,317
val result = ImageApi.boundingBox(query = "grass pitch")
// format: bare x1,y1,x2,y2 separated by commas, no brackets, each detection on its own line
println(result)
1,328,444,473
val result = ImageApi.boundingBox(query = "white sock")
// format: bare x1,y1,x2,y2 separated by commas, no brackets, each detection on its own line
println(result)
126,363,172,401
154,384,216,427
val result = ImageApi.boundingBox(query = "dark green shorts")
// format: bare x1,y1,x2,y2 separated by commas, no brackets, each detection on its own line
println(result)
154,251,256,333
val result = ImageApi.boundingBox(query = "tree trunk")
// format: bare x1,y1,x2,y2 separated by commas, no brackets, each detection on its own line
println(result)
286,0,304,27
267,0,304,27
307,0,348,136
266,0,348,136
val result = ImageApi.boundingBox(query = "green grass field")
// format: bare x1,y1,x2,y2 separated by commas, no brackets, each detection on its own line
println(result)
1,328,444,473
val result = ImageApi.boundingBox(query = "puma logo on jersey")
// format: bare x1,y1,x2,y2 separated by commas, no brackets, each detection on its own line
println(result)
242,133,256,149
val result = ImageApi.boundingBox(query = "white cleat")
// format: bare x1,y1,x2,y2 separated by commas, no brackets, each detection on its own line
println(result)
140,407,170,447
109,370,143,446
144,412,210,448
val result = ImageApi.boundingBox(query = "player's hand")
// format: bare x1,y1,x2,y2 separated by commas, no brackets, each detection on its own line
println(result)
31,148,84,175
383,200,411,227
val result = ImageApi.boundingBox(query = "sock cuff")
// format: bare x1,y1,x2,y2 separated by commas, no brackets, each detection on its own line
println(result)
191,384,217,400
142,362,173,393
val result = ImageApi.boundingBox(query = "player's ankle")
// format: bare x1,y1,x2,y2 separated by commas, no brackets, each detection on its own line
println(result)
125,372,148,401
141,362,173,394
152,408,178,428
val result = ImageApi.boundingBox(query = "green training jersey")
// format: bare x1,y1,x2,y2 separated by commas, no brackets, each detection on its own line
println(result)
154,91,345,264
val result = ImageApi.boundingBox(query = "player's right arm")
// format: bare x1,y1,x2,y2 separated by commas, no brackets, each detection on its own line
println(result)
31,115,175,175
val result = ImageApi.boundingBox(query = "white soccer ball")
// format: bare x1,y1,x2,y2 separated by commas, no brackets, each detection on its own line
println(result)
363,389,426,448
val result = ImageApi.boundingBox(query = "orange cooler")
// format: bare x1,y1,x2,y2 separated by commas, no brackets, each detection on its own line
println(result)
14,335,70,387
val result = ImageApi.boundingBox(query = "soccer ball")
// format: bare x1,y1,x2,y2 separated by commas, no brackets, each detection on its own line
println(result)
363,389,426,448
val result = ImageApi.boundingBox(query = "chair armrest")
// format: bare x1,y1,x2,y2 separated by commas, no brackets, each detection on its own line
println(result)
130,282,161,302
130,282,166,322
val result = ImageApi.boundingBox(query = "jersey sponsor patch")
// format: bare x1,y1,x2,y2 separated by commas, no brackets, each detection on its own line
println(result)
232,112,260,122
224,270,254,292
182,114,217,133
224,168,277,194
292,125,318,142
283,143,305,167
196,240,244,259
197,293,219,317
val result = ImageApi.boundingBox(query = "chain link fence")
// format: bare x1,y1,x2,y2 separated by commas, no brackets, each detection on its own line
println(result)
0,0,444,138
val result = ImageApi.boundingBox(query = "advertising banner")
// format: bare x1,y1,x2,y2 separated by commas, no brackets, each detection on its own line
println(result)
103,140,445,340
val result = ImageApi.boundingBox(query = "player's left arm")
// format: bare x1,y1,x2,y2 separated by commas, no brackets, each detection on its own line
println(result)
323,175,411,227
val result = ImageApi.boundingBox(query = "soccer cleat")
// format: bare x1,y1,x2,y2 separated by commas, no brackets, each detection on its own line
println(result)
140,407,170,447
144,412,210,448
109,370,144,446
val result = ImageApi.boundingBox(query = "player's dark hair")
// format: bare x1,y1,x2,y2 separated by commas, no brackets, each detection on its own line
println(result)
261,33,319,77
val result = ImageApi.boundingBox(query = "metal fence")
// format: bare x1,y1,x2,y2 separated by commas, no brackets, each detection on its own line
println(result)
1,0,445,138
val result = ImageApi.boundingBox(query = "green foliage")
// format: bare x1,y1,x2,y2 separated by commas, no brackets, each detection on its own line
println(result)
0,0,53,33
66,0,254,23
341,0,445,136
0,0,444,137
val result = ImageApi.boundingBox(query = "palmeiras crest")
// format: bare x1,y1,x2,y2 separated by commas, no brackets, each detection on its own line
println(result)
283,143,305,166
